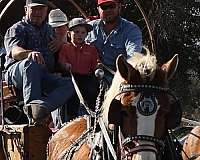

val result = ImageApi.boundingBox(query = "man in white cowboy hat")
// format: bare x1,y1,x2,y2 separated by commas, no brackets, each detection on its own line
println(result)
4,0,75,123
48,9,69,44
47,9,69,128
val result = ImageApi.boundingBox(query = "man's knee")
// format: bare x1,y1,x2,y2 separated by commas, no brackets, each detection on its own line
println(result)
22,59,40,71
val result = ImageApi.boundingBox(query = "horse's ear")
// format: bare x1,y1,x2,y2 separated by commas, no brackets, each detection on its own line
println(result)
161,54,179,80
116,54,139,82
116,55,129,79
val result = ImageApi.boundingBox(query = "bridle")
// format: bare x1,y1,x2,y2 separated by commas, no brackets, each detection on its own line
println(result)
116,83,171,159
120,134,165,159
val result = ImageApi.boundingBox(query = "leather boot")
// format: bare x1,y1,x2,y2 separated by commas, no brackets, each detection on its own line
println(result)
30,103,50,122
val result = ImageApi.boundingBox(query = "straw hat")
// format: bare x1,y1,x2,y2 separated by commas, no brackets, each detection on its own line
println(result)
48,9,68,28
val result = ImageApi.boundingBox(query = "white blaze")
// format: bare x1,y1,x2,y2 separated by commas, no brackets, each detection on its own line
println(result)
131,93,160,160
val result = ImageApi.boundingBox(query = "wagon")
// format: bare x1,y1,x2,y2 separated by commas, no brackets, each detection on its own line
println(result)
0,1,186,160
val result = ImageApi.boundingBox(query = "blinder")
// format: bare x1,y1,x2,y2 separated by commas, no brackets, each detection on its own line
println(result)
166,93,182,129
108,99,122,126
108,83,182,129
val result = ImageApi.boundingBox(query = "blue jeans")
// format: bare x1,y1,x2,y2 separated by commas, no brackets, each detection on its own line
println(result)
5,59,75,112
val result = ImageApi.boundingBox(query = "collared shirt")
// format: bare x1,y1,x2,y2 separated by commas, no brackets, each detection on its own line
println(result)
58,43,99,75
86,17,142,71
4,18,55,71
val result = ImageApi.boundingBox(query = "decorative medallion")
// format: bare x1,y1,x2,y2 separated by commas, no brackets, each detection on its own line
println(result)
137,94,157,116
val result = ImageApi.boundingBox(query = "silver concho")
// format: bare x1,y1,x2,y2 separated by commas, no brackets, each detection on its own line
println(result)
137,95,157,116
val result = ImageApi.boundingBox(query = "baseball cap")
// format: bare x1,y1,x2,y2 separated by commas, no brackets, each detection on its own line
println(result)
48,9,68,28
68,18,93,32
26,0,48,7
97,0,119,6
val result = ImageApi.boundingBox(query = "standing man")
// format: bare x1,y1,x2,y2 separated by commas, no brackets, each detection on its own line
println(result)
4,0,75,123
86,0,142,83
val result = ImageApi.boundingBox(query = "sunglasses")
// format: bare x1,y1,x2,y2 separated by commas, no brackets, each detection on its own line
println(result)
99,4,117,10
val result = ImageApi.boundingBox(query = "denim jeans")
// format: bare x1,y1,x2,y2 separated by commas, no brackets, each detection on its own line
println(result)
5,59,75,112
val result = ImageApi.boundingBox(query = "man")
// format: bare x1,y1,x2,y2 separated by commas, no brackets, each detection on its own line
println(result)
86,0,142,83
48,8,69,44
4,0,75,123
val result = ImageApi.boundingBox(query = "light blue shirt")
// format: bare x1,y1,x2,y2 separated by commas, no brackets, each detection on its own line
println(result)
86,17,142,71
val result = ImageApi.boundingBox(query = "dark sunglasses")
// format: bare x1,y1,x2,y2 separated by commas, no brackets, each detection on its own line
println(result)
99,4,117,10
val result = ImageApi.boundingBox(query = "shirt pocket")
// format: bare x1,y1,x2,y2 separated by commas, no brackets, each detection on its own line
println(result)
110,40,126,55
86,33,97,44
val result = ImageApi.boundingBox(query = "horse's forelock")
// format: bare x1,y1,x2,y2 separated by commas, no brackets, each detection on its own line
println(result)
129,51,157,81
102,50,158,124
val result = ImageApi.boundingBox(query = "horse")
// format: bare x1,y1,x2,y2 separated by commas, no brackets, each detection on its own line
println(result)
182,126,200,160
48,49,180,160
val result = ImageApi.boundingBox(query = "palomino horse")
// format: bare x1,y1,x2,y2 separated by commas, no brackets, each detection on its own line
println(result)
48,50,180,160
182,126,200,160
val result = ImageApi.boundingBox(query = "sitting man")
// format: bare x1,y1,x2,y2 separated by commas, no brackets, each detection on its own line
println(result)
86,0,142,84
4,0,75,123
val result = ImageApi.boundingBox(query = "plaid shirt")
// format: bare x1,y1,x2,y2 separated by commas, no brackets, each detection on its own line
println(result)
4,18,55,71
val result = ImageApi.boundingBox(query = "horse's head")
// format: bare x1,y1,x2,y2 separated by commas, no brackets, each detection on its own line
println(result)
102,50,179,160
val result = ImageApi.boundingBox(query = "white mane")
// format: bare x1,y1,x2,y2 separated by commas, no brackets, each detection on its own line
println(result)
102,49,157,125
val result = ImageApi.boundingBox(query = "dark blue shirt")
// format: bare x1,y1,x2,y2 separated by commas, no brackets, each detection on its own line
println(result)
4,18,55,71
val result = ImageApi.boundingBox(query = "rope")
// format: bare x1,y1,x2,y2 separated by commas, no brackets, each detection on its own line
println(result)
70,71,95,117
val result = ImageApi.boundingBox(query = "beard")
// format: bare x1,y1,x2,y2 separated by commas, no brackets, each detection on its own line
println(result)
102,15,119,24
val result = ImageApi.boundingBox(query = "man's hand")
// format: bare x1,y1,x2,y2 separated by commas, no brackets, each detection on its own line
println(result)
64,63,71,72
48,38,63,53
28,51,45,64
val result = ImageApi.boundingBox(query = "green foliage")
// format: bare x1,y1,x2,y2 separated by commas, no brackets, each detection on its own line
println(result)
148,0,200,119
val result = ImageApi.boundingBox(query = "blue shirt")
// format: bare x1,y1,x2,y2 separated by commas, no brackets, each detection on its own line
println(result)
86,17,142,71
4,18,55,71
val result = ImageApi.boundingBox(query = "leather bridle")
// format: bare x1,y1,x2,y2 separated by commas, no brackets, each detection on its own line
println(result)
116,83,170,159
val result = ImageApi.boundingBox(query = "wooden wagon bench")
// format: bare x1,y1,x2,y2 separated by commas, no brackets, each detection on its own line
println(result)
2,124,52,160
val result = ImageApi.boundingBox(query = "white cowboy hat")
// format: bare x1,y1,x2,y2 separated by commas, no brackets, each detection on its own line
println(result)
48,9,69,28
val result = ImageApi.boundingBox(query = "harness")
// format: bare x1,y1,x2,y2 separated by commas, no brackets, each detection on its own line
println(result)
61,75,180,160
114,83,178,159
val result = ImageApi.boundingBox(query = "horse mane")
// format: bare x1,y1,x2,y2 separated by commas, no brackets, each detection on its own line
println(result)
102,48,157,125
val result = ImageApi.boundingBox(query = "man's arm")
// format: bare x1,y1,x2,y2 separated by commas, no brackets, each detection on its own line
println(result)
11,46,45,64
125,24,143,58
11,46,31,60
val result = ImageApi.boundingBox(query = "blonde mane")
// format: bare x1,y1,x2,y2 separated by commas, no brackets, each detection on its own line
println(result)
102,49,157,125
